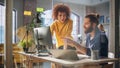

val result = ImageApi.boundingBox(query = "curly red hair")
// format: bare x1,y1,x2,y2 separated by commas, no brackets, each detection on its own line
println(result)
52,3,71,20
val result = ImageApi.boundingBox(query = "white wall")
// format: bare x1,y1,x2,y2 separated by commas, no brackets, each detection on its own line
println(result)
53,1,86,16
95,2,109,16
36,0,86,16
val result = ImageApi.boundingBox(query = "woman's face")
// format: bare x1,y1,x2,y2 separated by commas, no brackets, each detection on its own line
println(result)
57,12,67,23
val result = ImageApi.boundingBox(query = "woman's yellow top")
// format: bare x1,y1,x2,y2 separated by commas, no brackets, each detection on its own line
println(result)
50,19,73,48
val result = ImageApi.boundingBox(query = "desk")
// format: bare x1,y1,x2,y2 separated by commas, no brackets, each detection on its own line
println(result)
19,52,118,68
0,54,4,64
0,54,4,56
0,54,18,68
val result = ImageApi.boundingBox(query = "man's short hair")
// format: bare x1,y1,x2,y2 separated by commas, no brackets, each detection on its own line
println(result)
85,14,99,25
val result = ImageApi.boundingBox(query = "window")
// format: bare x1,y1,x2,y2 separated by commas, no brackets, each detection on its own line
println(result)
12,9,17,43
41,10,53,26
0,3,17,44
71,13,79,39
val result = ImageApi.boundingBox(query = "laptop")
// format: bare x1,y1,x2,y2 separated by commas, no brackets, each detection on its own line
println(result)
49,49,79,61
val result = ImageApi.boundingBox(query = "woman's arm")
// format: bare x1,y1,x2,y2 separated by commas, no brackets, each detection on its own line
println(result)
50,23,55,36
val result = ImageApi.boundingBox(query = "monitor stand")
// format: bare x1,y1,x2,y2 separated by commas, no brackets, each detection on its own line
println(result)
37,52,49,56
36,45,50,56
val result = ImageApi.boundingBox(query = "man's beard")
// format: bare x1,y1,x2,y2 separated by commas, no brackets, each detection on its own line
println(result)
84,26,93,34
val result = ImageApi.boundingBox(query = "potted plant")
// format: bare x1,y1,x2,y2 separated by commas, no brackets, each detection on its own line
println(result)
17,12,44,52
17,26,35,52
18,39,34,52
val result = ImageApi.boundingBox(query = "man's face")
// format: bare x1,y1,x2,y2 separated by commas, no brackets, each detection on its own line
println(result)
83,18,93,34
57,12,67,23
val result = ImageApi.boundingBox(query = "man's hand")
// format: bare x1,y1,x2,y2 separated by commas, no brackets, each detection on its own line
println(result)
63,37,86,54
63,37,76,47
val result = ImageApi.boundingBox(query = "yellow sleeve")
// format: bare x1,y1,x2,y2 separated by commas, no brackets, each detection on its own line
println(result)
50,21,55,36
66,20,73,38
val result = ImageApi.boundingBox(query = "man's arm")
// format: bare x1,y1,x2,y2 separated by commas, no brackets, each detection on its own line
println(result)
64,38,87,54
100,34,108,57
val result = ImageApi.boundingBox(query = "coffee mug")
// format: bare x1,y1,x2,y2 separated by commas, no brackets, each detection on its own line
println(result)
91,50,99,60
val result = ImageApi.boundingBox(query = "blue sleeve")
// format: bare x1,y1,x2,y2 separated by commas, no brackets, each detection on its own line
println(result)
100,33,108,58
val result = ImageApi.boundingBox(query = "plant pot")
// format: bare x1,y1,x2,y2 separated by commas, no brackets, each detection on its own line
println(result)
23,47,29,53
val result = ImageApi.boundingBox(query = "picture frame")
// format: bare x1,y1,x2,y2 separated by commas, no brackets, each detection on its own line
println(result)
106,16,110,23
99,15,104,24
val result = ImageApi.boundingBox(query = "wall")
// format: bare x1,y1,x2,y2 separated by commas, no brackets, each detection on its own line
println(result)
86,2,109,16
36,0,52,10
86,6,96,14
86,2,110,23
53,1,86,16
95,2,109,16
86,2,109,22
13,0,24,28
23,0,36,25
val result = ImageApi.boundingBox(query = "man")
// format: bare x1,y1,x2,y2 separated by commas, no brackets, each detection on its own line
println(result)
64,14,108,58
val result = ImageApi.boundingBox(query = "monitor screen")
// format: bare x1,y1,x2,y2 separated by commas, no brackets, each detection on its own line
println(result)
33,26,53,50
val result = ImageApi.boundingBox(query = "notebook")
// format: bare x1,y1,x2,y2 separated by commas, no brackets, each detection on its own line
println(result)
49,49,79,61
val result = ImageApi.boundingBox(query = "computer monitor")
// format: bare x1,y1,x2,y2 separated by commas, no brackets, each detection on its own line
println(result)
33,26,53,55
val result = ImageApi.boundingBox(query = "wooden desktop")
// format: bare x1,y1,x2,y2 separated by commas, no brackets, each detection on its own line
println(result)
18,52,118,68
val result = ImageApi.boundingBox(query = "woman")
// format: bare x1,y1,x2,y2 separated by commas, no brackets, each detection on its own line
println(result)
50,3,74,49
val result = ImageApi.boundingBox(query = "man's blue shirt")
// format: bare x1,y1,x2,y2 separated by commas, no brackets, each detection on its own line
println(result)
86,28,108,58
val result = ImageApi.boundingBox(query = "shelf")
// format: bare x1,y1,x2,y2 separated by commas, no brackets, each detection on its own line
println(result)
101,23,109,25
